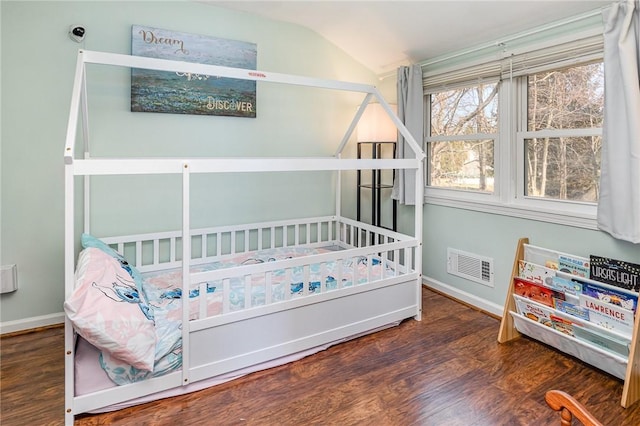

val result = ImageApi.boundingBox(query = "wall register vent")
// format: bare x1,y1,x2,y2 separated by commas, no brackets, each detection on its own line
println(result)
447,248,494,287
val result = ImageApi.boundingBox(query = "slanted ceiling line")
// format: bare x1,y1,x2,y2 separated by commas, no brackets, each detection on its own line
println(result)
379,7,603,80
419,8,603,68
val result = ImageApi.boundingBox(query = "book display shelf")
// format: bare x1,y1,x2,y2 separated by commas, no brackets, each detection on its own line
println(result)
498,238,640,408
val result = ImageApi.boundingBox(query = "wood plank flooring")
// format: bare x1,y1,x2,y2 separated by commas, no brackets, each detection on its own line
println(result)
3,287,640,425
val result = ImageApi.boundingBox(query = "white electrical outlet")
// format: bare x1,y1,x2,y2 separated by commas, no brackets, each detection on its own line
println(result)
0,264,18,293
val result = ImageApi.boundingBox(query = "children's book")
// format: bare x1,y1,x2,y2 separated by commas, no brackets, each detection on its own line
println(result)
550,315,576,336
558,254,590,278
513,294,554,327
581,281,638,312
555,299,590,321
590,255,640,293
518,260,555,287
513,277,564,308
548,275,582,295
573,325,630,357
579,293,634,337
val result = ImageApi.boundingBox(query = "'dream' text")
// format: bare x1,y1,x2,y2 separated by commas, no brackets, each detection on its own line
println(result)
138,30,188,55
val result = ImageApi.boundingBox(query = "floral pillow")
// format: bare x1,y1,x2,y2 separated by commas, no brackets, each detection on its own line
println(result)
64,247,156,371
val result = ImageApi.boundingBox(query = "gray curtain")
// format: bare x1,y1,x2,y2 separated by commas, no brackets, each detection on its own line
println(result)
392,65,424,205
598,0,640,243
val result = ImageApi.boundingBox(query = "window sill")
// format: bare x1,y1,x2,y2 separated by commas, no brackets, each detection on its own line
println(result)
424,193,598,230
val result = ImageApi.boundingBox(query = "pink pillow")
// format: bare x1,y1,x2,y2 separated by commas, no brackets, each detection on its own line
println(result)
64,248,156,371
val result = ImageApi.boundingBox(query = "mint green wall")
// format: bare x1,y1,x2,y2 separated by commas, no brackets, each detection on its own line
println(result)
420,205,640,310
388,199,639,314
0,1,376,323
5,1,635,328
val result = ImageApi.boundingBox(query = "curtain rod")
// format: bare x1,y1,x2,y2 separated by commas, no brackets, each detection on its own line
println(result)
420,7,603,68
379,6,605,80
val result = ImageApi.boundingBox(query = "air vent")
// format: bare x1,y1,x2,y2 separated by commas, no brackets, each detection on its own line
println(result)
447,248,494,287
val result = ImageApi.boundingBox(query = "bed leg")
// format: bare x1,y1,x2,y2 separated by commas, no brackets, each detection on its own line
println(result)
65,406,74,426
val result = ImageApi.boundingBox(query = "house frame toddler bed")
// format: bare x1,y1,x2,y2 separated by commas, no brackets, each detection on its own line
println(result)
63,50,425,425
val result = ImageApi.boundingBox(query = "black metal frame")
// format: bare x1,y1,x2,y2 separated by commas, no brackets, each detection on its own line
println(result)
356,141,397,231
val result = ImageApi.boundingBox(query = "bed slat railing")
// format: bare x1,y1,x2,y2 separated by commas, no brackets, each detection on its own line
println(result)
184,232,418,320
99,216,339,273
285,269,293,300
265,272,273,305
199,282,207,319
222,278,231,314
320,263,328,293
153,240,160,265
230,231,236,255
97,217,417,322
244,275,251,309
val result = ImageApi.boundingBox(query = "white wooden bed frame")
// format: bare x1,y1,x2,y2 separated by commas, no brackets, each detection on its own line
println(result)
63,50,425,425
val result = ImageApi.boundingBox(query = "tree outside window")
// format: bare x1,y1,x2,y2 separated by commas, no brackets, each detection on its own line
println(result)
428,83,498,192
524,62,603,202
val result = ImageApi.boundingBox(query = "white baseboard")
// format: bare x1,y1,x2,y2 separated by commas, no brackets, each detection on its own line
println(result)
423,276,504,318
0,312,64,335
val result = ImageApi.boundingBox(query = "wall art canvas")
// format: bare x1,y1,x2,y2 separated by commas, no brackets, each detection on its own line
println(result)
131,25,257,117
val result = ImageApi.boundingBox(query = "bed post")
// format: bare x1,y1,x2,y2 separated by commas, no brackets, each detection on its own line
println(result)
64,163,75,426
181,162,191,387
414,157,424,321
336,153,342,220
79,56,91,234
64,49,87,426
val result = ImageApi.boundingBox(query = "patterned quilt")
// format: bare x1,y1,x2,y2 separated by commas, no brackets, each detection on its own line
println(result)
100,246,390,385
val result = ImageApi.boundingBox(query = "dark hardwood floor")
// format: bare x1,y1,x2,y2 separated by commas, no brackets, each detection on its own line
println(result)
2,287,640,425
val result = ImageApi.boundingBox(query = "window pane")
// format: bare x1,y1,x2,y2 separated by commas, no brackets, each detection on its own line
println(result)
528,62,604,131
524,136,601,202
429,140,494,192
428,82,498,194
431,84,498,136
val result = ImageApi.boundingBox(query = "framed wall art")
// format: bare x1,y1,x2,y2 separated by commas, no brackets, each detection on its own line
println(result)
131,25,257,118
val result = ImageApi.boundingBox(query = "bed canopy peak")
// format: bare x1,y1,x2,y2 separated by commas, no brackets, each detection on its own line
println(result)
63,49,424,166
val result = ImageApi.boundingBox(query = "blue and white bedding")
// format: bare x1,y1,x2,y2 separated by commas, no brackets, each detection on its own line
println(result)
99,246,392,385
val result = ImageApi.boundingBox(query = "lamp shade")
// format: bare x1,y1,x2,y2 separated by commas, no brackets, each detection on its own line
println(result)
356,103,398,142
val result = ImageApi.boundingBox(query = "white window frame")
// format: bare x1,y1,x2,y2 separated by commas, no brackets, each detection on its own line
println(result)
424,79,501,205
423,27,604,230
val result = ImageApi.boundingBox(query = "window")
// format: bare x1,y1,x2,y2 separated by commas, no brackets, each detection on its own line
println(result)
519,62,604,203
422,31,604,228
427,83,498,193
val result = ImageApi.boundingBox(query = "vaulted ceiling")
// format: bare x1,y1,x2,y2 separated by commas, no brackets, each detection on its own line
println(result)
208,0,610,76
